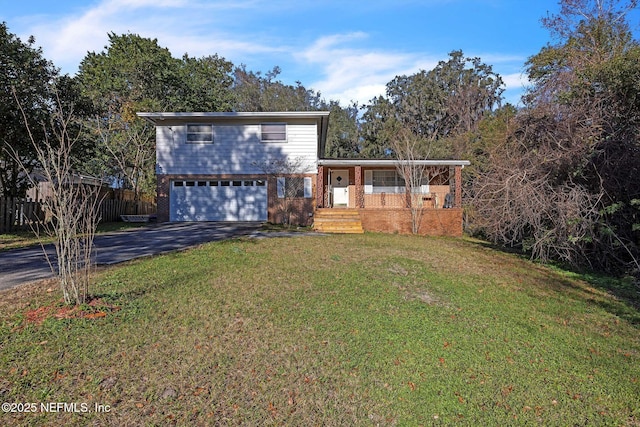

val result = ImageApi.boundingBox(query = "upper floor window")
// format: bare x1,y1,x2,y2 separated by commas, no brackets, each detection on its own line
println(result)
187,124,213,144
261,123,287,142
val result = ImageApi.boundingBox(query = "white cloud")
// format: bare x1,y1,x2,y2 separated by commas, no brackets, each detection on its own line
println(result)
22,0,281,74
501,71,529,89
298,32,441,105
500,72,531,106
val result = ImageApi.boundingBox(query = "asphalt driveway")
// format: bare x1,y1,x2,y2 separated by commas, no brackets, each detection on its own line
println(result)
0,222,267,291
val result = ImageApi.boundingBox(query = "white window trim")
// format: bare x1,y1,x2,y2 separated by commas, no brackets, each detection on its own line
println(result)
261,123,287,143
364,170,429,194
364,170,404,194
276,176,313,198
303,177,312,198
276,177,286,198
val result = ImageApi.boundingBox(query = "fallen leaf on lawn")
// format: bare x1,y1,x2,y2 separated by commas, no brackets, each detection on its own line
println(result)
84,311,106,319
501,385,513,397
268,402,277,416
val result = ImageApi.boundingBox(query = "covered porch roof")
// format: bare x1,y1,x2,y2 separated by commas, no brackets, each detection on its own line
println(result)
318,159,470,168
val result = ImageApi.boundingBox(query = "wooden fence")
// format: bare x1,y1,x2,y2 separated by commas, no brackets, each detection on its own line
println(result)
0,197,157,233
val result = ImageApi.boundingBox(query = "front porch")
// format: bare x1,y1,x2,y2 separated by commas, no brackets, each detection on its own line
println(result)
314,159,469,236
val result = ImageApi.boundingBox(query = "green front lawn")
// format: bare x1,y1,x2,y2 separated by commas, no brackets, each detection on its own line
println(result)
0,233,638,425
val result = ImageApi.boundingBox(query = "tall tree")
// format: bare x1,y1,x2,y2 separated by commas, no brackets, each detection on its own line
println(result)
232,65,324,112
361,50,503,159
78,33,182,113
0,22,57,197
177,54,235,112
324,101,360,158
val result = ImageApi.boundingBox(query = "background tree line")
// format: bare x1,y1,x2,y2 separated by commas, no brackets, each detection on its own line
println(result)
1,0,638,278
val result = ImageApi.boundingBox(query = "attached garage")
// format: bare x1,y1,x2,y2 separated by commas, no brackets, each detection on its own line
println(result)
170,179,267,222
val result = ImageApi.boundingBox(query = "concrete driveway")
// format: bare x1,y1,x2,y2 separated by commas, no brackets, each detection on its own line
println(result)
0,222,267,291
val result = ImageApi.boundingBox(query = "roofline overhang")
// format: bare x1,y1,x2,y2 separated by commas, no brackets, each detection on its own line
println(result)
318,159,470,167
136,111,330,124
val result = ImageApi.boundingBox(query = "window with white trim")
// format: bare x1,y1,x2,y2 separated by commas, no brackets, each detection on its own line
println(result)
364,170,432,194
277,177,312,198
187,124,213,143
364,170,406,194
261,123,287,142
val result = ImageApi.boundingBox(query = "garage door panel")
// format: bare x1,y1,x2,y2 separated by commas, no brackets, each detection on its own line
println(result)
170,180,267,222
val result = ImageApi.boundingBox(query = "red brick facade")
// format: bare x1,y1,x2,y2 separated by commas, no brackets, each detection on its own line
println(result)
266,175,315,226
158,165,465,236
359,208,464,236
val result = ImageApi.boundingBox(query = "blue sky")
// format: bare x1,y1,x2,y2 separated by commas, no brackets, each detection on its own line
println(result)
1,0,636,107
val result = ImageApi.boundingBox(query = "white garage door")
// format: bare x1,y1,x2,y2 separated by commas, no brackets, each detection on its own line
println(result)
170,179,267,222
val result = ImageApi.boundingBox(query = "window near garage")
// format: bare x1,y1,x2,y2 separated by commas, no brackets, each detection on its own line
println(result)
209,181,219,186
256,180,266,186
187,124,213,144
174,181,184,187
220,181,230,186
277,177,312,198
244,181,254,186
185,181,195,187
261,123,287,142
232,180,242,186
197,181,207,186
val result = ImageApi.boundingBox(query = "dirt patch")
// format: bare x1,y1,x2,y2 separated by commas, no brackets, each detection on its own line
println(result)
406,290,440,305
21,297,119,326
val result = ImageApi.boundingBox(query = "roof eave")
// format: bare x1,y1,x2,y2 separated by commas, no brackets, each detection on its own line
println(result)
318,159,471,167
136,111,330,124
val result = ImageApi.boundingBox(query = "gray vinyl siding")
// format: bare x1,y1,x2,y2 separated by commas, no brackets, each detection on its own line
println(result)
156,119,318,175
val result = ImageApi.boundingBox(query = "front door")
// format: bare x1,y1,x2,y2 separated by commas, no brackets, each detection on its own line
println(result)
331,170,349,207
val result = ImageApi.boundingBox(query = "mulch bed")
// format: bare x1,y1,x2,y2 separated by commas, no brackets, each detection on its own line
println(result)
22,297,119,326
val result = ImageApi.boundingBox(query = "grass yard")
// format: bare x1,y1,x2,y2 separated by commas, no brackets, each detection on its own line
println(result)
0,233,638,426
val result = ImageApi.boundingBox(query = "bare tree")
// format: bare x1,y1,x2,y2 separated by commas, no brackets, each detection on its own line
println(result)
391,129,431,234
253,156,309,226
471,131,602,265
94,109,155,203
11,90,104,305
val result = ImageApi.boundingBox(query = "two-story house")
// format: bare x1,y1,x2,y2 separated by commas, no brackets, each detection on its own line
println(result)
138,111,469,236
